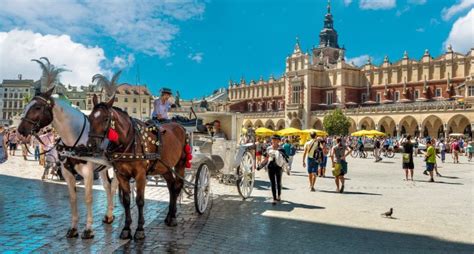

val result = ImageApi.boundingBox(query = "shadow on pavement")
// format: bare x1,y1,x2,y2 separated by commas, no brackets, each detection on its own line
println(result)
189,194,474,254
0,174,208,253
413,180,463,185
318,189,382,196
254,179,291,191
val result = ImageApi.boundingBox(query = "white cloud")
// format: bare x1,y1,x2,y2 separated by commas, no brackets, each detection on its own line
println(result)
346,54,371,66
359,0,396,10
408,0,427,5
444,9,474,53
344,0,353,6
0,0,206,57
0,29,107,86
112,54,135,69
396,6,411,16
188,52,204,63
441,0,474,21
430,18,441,25
416,27,425,32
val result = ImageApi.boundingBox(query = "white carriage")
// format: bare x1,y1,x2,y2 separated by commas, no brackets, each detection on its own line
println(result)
180,111,256,213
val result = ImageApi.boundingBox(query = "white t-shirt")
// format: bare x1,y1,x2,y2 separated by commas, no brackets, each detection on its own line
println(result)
152,99,170,119
304,139,318,159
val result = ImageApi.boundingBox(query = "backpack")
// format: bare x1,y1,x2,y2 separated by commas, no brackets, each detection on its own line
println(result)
313,147,323,162
289,145,296,156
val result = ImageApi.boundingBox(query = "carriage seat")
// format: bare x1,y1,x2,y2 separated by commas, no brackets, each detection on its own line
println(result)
145,116,207,133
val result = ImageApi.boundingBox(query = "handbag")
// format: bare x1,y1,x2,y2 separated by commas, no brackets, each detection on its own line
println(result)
402,153,410,163
332,163,342,176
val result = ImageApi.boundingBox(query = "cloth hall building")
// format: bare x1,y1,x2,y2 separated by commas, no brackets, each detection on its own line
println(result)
227,3,474,139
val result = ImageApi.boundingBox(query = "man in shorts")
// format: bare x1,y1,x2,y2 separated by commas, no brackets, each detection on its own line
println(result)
303,132,318,192
425,140,436,182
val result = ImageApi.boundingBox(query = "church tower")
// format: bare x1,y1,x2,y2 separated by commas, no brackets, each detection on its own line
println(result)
313,0,344,65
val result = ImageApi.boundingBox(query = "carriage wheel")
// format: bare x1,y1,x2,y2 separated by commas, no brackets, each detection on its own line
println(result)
236,151,255,200
194,163,211,214
182,170,195,196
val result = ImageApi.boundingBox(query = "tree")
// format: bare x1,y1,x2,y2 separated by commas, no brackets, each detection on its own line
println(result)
23,94,31,104
323,109,351,136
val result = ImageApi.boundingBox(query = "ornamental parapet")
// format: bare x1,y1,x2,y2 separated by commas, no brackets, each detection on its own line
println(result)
311,101,472,116
241,111,285,118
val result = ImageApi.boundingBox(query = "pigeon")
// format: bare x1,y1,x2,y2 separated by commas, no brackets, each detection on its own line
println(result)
381,208,393,218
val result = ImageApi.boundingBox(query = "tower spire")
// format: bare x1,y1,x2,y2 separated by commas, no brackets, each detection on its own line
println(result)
327,0,331,14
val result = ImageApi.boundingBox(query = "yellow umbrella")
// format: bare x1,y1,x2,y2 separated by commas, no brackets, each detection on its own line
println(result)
301,129,328,137
276,127,302,136
351,130,371,137
255,127,274,136
365,130,386,137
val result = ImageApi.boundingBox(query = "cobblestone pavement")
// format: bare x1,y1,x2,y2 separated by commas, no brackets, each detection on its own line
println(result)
1,150,474,253
0,153,216,253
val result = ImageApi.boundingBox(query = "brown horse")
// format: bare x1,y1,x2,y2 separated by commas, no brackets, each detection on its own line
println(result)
87,94,187,240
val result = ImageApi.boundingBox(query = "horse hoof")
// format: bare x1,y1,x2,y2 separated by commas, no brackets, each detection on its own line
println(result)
66,228,79,238
134,230,146,241
120,229,132,240
165,217,177,227
81,229,95,239
102,215,115,224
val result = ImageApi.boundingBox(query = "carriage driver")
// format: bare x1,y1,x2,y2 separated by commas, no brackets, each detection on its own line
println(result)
152,88,176,123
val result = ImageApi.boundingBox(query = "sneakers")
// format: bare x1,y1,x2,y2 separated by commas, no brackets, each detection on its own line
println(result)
429,178,435,182
340,185,345,193
423,171,428,176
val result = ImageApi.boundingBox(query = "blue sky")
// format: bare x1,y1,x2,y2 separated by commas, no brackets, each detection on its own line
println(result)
0,0,472,99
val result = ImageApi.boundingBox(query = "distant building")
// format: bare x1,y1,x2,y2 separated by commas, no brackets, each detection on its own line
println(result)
226,1,474,139
86,84,153,120
0,76,34,125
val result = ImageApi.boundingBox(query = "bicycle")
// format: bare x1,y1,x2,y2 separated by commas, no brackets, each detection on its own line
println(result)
351,148,367,158
380,146,395,158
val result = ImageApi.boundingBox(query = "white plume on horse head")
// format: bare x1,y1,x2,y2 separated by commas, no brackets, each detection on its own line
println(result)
31,57,69,93
92,70,122,101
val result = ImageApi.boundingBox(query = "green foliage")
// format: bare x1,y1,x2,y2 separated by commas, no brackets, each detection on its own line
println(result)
23,94,31,104
323,109,351,136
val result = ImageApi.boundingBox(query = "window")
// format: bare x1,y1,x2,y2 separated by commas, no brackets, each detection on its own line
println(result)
267,101,272,111
124,98,128,103
376,93,381,103
361,93,367,103
394,91,400,101
14,101,17,108
278,101,284,110
133,98,137,103
326,91,333,105
414,90,419,99
3,101,6,107
257,103,262,111
142,109,147,114
2,112,6,119
133,108,137,113
19,93,23,98
76,102,80,106
468,86,474,97
143,99,147,103
435,88,442,97
248,103,253,112
291,84,301,104
87,99,91,105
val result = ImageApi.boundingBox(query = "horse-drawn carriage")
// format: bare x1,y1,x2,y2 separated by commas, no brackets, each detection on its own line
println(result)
18,59,255,240
179,111,256,213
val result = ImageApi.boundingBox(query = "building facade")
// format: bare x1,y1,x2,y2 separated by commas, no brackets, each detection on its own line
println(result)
0,76,35,125
227,1,474,139
85,84,153,120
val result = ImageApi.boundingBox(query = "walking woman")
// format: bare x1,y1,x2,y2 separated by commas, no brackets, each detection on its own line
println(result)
0,126,8,164
401,135,415,181
330,137,352,193
263,135,288,205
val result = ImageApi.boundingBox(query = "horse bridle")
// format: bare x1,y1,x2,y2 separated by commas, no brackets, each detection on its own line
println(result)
21,95,54,136
88,105,114,142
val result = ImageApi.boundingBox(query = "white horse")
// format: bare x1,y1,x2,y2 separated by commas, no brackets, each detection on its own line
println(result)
18,58,118,239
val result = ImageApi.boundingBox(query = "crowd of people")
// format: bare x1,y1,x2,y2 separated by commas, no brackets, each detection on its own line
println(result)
254,131,473,203
0,125,61,180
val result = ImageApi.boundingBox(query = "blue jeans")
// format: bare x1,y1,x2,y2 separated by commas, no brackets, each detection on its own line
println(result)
440,150,445,162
